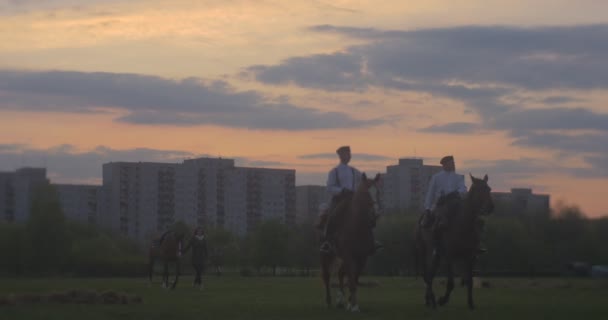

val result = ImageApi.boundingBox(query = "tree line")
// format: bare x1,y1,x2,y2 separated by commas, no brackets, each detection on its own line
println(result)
1,185,606,277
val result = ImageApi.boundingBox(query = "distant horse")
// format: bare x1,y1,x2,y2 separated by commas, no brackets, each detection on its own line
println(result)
321,173,381,312
148,231,185,289
415,174,494,310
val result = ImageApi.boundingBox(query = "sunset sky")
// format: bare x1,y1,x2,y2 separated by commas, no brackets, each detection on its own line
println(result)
1,0,607,217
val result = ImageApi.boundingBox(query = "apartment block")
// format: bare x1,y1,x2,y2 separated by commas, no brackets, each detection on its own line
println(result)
101,162,179,243
0,168,50,222
101,158,295,241
295,185,330,224
383,158,442,212
492,188,550,216
55,184,101,224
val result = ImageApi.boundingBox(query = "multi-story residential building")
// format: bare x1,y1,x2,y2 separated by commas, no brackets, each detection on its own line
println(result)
175,157,235,230
492,188,550,216
0,172,15,222
223,166,295,236
0,168,49,223
101,158,296,241
295,185,330,224
383,158,442,212
101,162,179,243
55,184,101,224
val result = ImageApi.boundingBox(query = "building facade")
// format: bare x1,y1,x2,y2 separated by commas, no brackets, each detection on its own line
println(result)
382,158,442,212
295,185,330,224
492,188,550,216
0,168,49,223
101,162,179,243
101,158,296,241
55,184,101,224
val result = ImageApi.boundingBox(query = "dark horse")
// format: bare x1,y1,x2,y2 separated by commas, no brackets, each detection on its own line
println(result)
148,231,185,289
321,173,381,312
415,174,494,310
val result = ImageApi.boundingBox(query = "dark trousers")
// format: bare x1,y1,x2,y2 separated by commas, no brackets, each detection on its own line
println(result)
193,263,205,284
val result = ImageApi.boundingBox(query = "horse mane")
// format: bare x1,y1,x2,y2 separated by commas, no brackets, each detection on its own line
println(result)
337,173,380,255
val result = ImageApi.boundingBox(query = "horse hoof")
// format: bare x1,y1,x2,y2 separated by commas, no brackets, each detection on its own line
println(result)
350,305,360,313
438,297,447,306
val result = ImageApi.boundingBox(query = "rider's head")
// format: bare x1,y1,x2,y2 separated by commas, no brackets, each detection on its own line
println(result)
440,155,455,172
336,146,351,164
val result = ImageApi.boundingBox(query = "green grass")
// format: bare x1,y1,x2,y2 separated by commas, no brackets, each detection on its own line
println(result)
1,275,607,319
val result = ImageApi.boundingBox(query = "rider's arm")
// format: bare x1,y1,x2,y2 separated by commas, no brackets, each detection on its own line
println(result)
327,168,342,196
457,174,467,195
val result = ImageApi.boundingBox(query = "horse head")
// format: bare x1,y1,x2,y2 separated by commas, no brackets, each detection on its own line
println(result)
468,174,494,216
352,172,382,224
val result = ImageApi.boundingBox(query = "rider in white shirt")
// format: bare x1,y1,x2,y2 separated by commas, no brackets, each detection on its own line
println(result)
319,146,382,254
326,147,361,197
421,155,466,227
421,155,486,254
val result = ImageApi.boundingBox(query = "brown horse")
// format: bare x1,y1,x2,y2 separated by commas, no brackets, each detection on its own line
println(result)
148,231,185,289
415,174,494,310
321,173,381,312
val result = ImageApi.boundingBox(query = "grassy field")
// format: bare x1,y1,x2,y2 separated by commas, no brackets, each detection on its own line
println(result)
1,275,607,320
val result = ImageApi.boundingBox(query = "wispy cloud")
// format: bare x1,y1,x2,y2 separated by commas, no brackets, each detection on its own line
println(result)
245,24,608,157
0,70,388,130
0,143,195,183
298,152,391,161
419,122,481,134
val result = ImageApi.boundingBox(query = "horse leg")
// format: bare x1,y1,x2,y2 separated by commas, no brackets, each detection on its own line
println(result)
321,255,332,308
438,259,454,306
171,259,180,290
193,264,201,288
336,265,346,309
424,249,439,309
349,257,365,313
345,258,358,312
466,257,475,310
148,256,155,287
162,261,169,289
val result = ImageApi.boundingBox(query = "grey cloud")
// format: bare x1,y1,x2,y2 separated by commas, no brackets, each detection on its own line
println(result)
299,153,391,161
253,24,608,91
0,70,386,130
463,158,556,177
0,144,195,183
419,122,481,134
582,155,608,177
238,160,287,167
0,144,26,152
0,0,122,15
247,53,370,91
541,96,584,104
492,107,608,131
511,132,608,154
462,157,606,191
247,24,608,155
